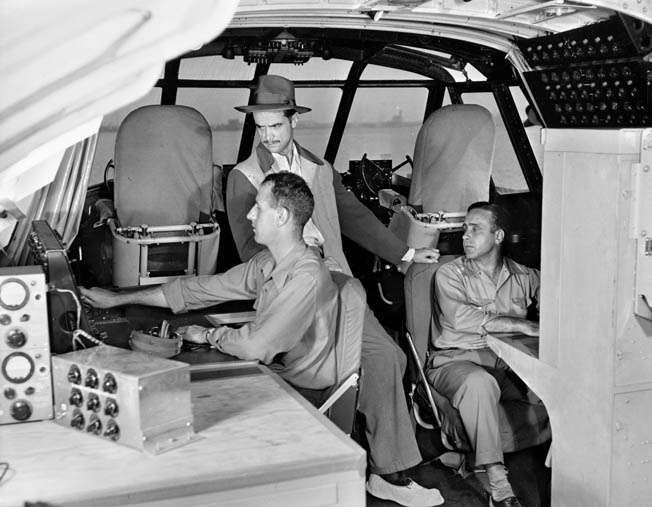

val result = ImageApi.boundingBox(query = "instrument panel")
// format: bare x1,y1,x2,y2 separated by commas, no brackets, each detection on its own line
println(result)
0,266,53,424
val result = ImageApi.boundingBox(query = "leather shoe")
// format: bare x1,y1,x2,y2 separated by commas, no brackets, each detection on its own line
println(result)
367,473,444,507
490,496,523,507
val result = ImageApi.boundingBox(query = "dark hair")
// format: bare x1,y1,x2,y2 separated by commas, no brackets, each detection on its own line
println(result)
467,201,511,237
283,109,297,118
262,172,314,228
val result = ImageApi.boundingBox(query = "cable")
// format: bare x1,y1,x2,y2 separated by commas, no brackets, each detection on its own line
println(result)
72,329,105,350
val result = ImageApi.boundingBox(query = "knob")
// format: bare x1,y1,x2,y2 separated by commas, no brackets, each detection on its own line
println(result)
6,328,27,348
10,399,32,421
0,314,11,325
69,388,83,407
104,420,120,441
67,365,82,384
104,399,119,418
70,409,85,430
86,393,100,412
86,416,102,435
4,387,16,399
102,373,117,394
84,368,99,389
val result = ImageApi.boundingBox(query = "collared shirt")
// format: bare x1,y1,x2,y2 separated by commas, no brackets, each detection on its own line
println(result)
162,243,338,389
271,144,325,248
434,256,540,350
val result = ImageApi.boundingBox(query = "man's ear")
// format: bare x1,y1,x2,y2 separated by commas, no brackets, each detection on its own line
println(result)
276,206,290,227
290,113,298,129
495,228,505,245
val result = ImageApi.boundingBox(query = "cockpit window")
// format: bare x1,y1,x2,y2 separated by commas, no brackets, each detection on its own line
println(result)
334,64,428,173
176,88,249,166
460,91,529,194
269,59,351,80
179,56,256,80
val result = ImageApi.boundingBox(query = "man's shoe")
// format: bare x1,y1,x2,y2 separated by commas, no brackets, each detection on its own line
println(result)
366,473,444,507
489,496,523,507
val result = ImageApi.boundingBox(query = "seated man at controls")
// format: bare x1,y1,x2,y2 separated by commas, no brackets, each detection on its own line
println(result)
426,201,546,507
81,172,340,404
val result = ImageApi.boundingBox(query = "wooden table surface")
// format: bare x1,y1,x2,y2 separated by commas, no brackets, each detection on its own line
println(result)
0,364,366,507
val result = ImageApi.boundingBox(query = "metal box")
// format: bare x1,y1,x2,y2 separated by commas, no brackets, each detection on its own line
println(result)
52,345,193,454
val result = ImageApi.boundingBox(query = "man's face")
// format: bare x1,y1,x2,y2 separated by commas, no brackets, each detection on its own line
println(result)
253,110,297,157
246,182,278,246
462,208,502,260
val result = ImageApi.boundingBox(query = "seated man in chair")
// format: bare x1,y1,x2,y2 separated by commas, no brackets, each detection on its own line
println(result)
426,202,547,507
81,172,340,404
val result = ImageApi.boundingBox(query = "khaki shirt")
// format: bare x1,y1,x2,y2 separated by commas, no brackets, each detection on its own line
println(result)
162,243,338,389
434,256,540,350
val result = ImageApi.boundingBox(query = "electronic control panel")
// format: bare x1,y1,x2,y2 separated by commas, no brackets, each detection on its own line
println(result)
52,345,194,453
0,266,53,425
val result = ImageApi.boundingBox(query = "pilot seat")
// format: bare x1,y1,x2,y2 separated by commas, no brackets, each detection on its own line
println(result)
108,105,221,288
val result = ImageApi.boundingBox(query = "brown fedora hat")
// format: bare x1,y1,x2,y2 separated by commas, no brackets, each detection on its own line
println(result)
234,75,311,114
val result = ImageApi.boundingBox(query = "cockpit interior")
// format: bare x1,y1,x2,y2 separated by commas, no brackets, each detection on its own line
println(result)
1,1,651,506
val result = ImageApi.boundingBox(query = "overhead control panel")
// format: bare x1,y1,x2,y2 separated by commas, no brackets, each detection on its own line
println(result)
0,266,53,425
519,14,652,129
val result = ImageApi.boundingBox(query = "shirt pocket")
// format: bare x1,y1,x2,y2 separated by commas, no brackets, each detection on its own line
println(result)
510,296,529,318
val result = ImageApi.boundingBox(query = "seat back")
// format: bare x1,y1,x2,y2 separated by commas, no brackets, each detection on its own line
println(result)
114,105,216,227
319,271,365,434
409,104,495,213
110,105,220,287
403,259,473,454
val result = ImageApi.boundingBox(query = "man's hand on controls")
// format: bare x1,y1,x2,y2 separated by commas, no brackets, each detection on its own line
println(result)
79,287,119,308
176,324,212,344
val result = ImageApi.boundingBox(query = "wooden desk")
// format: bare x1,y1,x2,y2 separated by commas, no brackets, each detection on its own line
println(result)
0,365,366,507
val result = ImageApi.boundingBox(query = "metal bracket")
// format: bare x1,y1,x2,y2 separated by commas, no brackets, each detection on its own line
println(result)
633,130,652,320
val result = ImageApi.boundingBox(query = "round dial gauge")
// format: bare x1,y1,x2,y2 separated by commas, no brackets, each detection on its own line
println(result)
0,278,29,311
2,352,35,383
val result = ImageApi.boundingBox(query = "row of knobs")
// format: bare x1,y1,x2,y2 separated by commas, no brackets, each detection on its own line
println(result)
70,409,120,440
67,365,117,393
69,388,119,417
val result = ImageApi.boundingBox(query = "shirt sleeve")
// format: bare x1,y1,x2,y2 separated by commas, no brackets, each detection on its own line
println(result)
435,264,489,334
161,257,261,313
213,269,319,364
226,169,265,262
331,166,408,265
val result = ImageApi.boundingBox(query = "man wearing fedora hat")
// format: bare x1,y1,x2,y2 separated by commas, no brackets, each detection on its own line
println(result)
227,75,443,507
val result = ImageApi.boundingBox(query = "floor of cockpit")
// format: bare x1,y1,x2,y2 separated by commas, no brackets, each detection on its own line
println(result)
366,428,551,507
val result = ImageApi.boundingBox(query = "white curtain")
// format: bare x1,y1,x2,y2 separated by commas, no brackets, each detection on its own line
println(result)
1,135,97,267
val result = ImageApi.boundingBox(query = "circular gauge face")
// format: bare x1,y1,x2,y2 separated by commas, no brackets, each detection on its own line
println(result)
0,278,30,311
2,352,35,384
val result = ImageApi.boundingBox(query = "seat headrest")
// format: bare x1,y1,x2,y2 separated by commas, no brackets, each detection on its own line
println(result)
409,104,495,214
114,105,214,227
